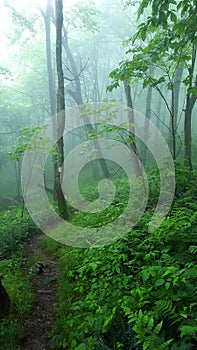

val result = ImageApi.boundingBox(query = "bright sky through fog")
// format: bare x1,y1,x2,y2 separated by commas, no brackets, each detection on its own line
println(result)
0,0,43,60
0,0,82,61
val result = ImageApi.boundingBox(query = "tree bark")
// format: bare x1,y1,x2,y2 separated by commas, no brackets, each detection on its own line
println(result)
184,44,197,170
173,66,183,130
184,89,196,170
41,0,57,197
168,66,183,159
124,80,142,177
142,64,154,164
43,0,56,116
55,0,69,218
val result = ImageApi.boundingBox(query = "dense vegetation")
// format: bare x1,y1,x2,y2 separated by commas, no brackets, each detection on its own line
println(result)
44,165,197,350
0,208,36,350
0,164,196,349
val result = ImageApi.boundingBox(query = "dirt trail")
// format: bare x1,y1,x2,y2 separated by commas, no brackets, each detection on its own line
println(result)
20,234,57,350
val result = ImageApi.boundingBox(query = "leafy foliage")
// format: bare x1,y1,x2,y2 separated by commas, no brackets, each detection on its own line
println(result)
0,207,35,259
7,125,52,162
65,3,100,33
0,206,36,349
49,165,197,349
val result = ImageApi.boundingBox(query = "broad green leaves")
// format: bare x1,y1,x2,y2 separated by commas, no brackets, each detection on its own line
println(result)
109,0,197,98
49,165,197,349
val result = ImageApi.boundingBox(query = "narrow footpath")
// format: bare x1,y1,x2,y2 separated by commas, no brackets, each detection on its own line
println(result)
20,234,57,350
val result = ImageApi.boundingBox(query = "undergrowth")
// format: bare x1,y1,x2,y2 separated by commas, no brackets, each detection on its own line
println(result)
47,165,197,350
0,206,36,350
0,165,196,349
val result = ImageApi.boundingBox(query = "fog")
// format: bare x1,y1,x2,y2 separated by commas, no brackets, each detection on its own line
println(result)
0,0,196,209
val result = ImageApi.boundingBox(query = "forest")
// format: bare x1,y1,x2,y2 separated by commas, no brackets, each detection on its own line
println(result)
0,0,196,349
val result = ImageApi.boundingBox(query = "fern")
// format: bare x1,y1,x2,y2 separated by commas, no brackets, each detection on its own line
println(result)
188,246,197,254
132,310,173,350
155,300,175,319
49,166,197,349
97,310,139,350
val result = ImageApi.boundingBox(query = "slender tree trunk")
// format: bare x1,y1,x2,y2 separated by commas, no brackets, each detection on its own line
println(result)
142,64,154,164
55,0,69,218
156,97,162,130
42,0,56,197
184,44,197,170
173,66,183,129
168,66,183,159
184,93,196,170
170,88,176,160
124,80,142,177
62,27,109,178
43,0,56,116
92,47,101,102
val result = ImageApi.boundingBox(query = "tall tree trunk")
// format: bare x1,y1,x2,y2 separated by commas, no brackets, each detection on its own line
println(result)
55,0,69,218
41,0,57,197
173,66,183,129
43,0,56,116
62,26,109,178
142,64,154,164
184,44,197,170
124,80,142,177
168,66,183,159
170,88,176,160
184,91,196,170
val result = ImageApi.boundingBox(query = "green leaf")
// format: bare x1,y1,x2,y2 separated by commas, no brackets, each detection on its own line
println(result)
177,1,184,11
155,279,165,287
141,29,147,41
180,325,197,337
187,87,197,96
170,12,177,23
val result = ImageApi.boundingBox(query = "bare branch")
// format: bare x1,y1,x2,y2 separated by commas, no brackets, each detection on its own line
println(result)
64,59,89,82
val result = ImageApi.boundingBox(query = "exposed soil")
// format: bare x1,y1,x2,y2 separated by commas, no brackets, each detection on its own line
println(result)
20,234,57,350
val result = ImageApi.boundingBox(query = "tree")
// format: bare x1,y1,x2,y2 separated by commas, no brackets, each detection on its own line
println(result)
54,0,69,218
143,64,155,164
108,31,181,161
61,10,110,179
123,80,142,176
40,0,58,198
41,0,56,118
108,0,197,169
136,0,197,169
